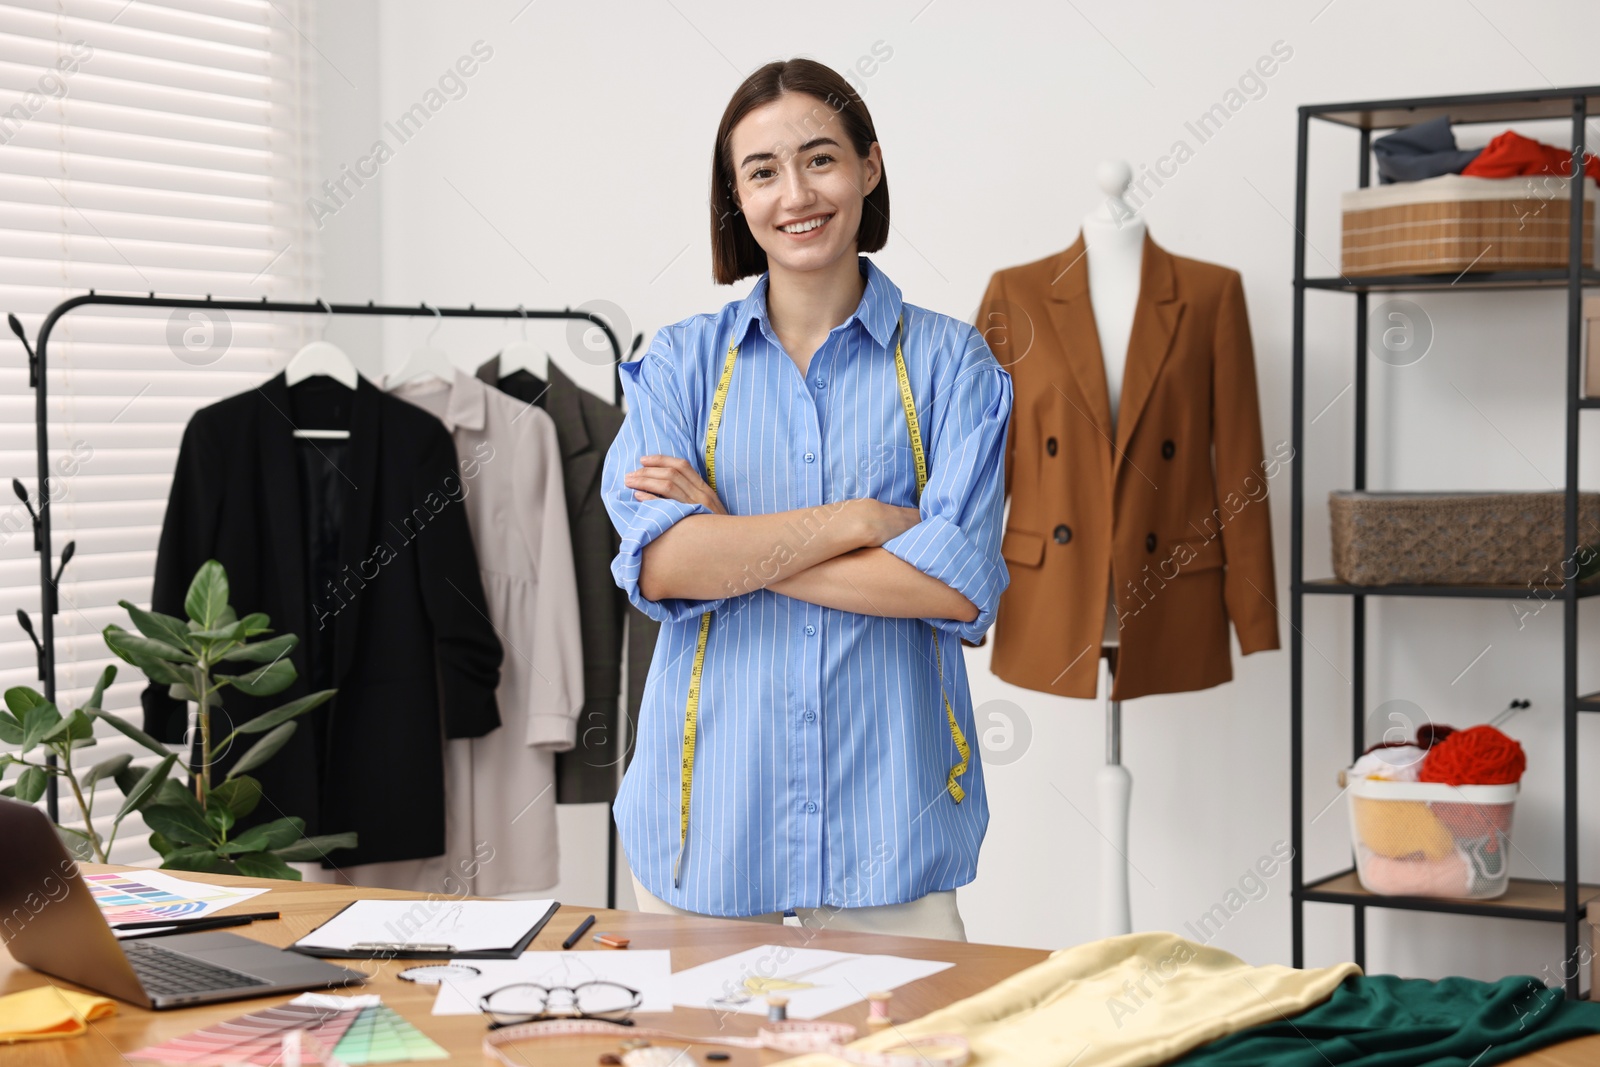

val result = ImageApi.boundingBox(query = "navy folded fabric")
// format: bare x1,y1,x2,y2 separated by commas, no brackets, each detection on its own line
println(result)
1372,115,1482,183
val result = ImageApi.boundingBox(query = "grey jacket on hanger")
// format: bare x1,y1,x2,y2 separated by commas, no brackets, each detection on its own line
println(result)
477,355,658,802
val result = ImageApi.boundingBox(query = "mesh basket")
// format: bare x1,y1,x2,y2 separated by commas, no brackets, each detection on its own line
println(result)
1346,777,1518,899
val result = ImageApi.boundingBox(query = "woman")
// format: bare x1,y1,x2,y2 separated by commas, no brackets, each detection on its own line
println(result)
600,58,1012,940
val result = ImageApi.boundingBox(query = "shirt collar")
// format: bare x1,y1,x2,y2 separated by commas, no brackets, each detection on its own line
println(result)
384,367,488,432
732,255,903,351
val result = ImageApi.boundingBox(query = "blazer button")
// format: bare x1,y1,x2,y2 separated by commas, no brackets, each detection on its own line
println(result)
1053,524,1072,544
1161,439,1175,459
1145,532,1157,553
1046,437,1058,457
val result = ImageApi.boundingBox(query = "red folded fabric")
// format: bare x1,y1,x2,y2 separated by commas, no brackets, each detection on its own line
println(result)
1460,130,1600,183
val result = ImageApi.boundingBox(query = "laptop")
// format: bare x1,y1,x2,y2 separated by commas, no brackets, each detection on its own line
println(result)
0,796,365,1009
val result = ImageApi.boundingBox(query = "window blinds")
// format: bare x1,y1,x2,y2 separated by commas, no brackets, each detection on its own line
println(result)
0,0,318,863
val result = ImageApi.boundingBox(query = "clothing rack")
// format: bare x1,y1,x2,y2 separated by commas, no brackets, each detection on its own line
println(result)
10,291,629,908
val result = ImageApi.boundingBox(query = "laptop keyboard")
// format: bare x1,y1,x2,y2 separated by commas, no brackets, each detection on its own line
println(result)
124,939,271,996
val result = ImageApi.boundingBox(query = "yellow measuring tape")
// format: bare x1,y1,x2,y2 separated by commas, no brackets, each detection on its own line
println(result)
673,314,971,888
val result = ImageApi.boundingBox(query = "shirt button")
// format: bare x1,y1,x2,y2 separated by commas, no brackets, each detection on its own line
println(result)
803,451,815,463
1146,532,1158,553
1162,439,1176,459
1053,524,1072,544
805,801,817,814
803,710,816,723
804,624,816,636
1046,436,1058,457
816,377,827,388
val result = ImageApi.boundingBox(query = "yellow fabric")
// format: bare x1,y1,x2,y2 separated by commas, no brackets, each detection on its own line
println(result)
782,931,1361,1067
1353,797,1455,860
0,985,116,1043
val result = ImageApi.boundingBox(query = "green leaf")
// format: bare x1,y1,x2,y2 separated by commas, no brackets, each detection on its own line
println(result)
55,824,98,861
113,762,143,796
101,627,190,686
220,633,298,664
203,802,235,835
102,624,196,664
0,711,22,746
95,709,173,758
84,752,133,792
226,691,333,745
42,707,95,746
166,682,199,704
209,777,262,820
239,613,272,636
118,601,192,648
115,752,179,820
158,845,238,875
148,829,175,855
232,851,300,880
143,800,217,847
226,659,296,698
80,665,118,714
184,560,230,629
14,766,47,803
218,817,305,855
189,621,247,642
0,786,13,798
152,778,192,807
271,832,358,862
4,687,46,717
20,701,62,753
225,722,296,779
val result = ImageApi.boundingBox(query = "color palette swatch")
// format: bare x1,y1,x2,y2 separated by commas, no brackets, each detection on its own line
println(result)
85,870,267,925
127,995,446,1065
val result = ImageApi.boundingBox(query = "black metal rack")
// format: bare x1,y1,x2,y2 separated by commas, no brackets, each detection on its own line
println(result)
1290,85,1600,998
10,292,629,907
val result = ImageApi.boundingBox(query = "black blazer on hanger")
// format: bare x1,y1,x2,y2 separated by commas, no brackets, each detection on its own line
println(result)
476,355,657,803
142,373,504,867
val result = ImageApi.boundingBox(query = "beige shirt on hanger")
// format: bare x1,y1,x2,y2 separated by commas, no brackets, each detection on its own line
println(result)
308,368,585,896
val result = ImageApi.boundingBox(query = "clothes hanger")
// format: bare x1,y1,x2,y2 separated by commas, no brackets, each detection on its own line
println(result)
497,304,549,379
288,299,356,440
388,303,456,386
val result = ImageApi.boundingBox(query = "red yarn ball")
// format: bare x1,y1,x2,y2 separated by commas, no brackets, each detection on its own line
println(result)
1419,725,1526,786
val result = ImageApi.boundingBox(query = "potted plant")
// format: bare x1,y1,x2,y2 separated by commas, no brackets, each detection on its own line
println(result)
1,559,355,878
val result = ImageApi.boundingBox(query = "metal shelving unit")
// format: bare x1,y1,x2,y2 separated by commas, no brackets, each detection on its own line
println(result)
1290,85,1600,999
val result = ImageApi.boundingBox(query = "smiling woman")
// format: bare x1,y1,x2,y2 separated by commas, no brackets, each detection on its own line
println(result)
599,58,1014,939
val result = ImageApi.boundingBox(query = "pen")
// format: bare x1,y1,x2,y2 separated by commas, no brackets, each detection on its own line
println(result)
561,914,596,950
110,910,281,931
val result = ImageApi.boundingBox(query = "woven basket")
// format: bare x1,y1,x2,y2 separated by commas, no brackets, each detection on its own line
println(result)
1342,174,1596,276
1329,490,1600,586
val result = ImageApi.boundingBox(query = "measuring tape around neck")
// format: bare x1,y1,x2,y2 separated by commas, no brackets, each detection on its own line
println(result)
483,1017,970,1067
673,313,972,889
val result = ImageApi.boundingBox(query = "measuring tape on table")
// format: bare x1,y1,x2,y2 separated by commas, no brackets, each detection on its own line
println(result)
673,313,972,888
482,1017,970,1067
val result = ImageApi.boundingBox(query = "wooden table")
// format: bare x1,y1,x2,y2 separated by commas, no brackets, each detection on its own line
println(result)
2,866,1596,1065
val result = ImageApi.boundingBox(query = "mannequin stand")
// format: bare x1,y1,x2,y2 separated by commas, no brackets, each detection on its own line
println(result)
1097,652,1133,937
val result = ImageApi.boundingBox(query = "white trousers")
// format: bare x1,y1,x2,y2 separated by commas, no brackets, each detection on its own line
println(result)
629,872,967,942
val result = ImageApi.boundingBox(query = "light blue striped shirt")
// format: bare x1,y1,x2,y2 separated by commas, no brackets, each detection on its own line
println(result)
602,255,1013,915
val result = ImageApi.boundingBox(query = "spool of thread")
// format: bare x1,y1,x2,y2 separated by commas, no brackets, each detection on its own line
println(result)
765,994,788,1023
866,990,893,1028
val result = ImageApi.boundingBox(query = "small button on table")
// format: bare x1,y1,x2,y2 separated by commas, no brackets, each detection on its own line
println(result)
1145,532,1157,553
803,451,815,463
1161,439,1176,459
1046,436,1058,457
804,624,816,637
1053,524,1072,544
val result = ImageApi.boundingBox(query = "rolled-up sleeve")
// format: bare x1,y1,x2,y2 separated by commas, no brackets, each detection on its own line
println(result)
882,324,1014,642
601,328,729,624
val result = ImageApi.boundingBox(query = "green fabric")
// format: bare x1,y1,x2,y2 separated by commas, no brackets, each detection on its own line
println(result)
1169,973,1600,1067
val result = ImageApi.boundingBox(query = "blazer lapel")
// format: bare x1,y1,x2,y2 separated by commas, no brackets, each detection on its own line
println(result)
333,376,381,685
255,373,309,640
548,361,601,517
1043,232,1115,464
1113,233,1185,463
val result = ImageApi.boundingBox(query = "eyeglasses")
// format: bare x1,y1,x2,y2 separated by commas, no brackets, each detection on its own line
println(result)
478,981,642,1029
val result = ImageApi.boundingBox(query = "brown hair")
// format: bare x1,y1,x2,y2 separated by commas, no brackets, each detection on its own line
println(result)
710,59,890,285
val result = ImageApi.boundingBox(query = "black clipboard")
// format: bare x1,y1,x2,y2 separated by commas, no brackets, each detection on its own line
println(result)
288,899,561,960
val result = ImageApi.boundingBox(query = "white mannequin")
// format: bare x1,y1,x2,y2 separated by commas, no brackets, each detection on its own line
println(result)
1079,160,1145,939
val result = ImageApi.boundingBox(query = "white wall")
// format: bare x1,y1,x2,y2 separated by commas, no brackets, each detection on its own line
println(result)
310,0,1600,980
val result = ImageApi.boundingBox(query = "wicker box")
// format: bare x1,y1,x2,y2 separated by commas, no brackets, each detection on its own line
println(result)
1342,174,1595,276
1329,490,1600,586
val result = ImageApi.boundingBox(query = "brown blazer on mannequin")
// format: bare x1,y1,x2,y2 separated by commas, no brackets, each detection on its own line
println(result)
976,230,1282,701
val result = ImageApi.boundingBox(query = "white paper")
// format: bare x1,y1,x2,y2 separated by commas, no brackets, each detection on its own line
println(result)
87,869,269,925
429,951,674,1015
671,945,954,1020
292,899,557,953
